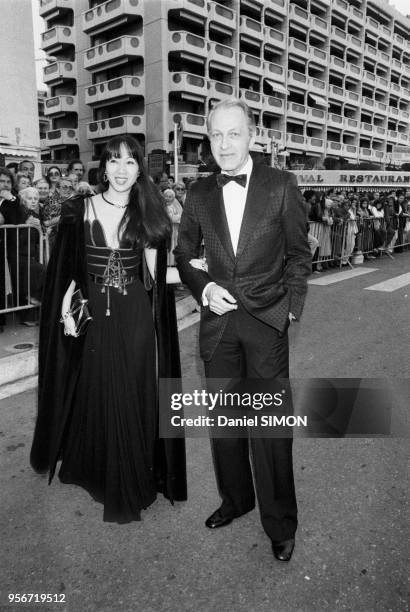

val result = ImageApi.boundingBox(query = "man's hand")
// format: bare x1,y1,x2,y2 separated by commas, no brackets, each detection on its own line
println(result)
0,190,15,202
289,313,296,323
205,284,237,316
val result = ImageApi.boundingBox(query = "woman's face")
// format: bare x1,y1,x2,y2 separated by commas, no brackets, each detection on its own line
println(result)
48,168,61,185
23,192,39,212
18,176,30,191
163,190,175,204
36,181,50,201
105,143,139,193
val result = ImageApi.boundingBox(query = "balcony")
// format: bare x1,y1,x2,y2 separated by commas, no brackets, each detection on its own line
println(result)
399,109,410,122
207,2,236,31
378,51,390,66
361,97,375,111
264,27,285,51
287,102,307,120
376,75,388,90
349,5,363,24
207,79,234,100
85,75,145,105
388,130,398,142
289,3,309,27
168,72,206,98
363,71,376,86
399,132,409,143
287,70,307,89
168,0,208,19
332,0,349,16
391,58,402,72
84,35,143,70
263,95,284,114
361,122,374,136
346,90,359,104
389,106,399,118
345,117,358,131
374,126,387,138
328,85,345,102
209,41,236,70
168,112,207,136
393,34,405,49
286,133,306,151
39,0,74,18
46,128,78,147
376,101,387,114
347,34,362,49
239,88,263,110
326,141,343,155
43,60,76,85
309,46,327,67
82,0,142,35
390,82,401,95
308,77,326,94
308,137,324,153
44,95,77,117
307,107,326,124
366,17,379,37
365,44,377,59
41,26,74,53
343,144,358,158
346,62,361,79
168,31,207,64
239,53,263,76
329,55,346,73
266,0,286,16
240,16,263,42
264,61,285,82
87,115,145,140
288,38,308,58
331,26,347,45
380,25,392,41
327,113,344,129
359,148,372,159
309,15,329,32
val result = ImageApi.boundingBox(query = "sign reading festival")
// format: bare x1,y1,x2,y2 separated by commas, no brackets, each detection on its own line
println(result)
294,170,410,188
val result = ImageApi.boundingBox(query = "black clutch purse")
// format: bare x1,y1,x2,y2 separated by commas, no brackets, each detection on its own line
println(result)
60,288,92,337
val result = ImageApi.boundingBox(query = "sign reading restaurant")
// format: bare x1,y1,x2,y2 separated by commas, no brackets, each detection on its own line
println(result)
293,170,410,187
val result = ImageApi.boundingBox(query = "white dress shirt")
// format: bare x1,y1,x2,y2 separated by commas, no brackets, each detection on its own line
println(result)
202,156,253,305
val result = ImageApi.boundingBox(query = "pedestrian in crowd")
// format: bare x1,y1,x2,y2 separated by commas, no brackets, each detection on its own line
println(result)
87,168,100,194
34,178,50,206
304,190,323,271
30,134,188,523
368,198,387,254
16,172,31,192
173,182,187,206
6,162,18,176
67,172,79,192
175,97,311,563
0,167,18,332
18,187,46,324
162,188,183,267
67,159,85,181
46,165,62,192
42,171,71,252
19,160,35,182
312,192,333,267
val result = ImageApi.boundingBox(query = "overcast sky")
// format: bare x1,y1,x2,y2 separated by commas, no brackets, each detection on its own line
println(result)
31,0,410,89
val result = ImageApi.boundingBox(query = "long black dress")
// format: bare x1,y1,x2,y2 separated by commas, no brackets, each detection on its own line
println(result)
30,196,187,522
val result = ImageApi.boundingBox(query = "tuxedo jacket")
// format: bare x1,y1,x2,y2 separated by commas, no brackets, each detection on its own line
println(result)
174,162,312,361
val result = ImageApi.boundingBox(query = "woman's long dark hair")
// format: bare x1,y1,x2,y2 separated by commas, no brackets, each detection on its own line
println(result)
98,135,171,248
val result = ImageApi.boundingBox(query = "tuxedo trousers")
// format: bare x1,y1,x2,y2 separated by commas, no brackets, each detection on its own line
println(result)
204,305,297,542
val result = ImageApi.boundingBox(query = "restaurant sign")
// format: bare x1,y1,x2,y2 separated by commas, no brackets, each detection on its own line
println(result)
293,170,410,186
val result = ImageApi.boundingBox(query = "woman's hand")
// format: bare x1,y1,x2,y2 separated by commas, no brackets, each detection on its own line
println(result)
189,258,208,272
61,280,77,337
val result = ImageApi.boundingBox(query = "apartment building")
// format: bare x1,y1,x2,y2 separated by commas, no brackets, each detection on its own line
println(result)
39,0,410,171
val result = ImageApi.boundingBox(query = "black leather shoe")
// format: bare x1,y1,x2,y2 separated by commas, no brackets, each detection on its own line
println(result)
205,508,235,529
271,538,295,562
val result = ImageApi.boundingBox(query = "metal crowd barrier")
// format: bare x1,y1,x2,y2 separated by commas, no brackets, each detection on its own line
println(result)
0,224,46,315
310,217,410,267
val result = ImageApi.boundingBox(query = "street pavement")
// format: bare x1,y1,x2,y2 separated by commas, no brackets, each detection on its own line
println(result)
1,253,409,612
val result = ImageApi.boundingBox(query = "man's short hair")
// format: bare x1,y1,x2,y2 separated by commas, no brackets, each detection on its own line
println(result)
67,159,84,173
207,97,256,136
0,167,15,182
19,159,35,171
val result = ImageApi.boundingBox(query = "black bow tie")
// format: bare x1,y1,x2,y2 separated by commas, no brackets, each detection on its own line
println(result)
216,173,247,188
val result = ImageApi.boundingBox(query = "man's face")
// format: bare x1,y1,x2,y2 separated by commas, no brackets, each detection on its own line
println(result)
20,162,35,180
209,106,255,175
0,174,12,191
72,163,84,179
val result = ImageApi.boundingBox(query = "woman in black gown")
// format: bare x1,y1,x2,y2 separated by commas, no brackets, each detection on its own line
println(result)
30,136,187,523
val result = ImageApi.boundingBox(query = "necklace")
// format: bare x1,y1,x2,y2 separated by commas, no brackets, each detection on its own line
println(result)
101,192,128,209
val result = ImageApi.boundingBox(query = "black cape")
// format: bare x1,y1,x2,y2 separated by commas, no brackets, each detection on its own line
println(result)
30,196,187,503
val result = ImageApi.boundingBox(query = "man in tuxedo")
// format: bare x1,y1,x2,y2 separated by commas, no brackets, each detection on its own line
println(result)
174,98,311,562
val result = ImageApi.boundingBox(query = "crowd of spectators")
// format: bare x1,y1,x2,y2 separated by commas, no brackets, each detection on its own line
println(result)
303,188,410,271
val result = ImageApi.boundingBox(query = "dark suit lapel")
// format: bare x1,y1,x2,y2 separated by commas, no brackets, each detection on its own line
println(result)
206,177,235,261
236,164,270,260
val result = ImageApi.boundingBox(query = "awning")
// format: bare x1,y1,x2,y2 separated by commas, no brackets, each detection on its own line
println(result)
0,146,38,158
266,80,288,95
309,93,329,108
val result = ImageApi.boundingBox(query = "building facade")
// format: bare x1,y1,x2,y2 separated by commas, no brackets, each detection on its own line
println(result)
0,0,40,169
39,0,410,172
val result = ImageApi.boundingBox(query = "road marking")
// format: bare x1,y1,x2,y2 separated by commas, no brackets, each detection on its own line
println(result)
364,273,410,292
308,268,378,286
